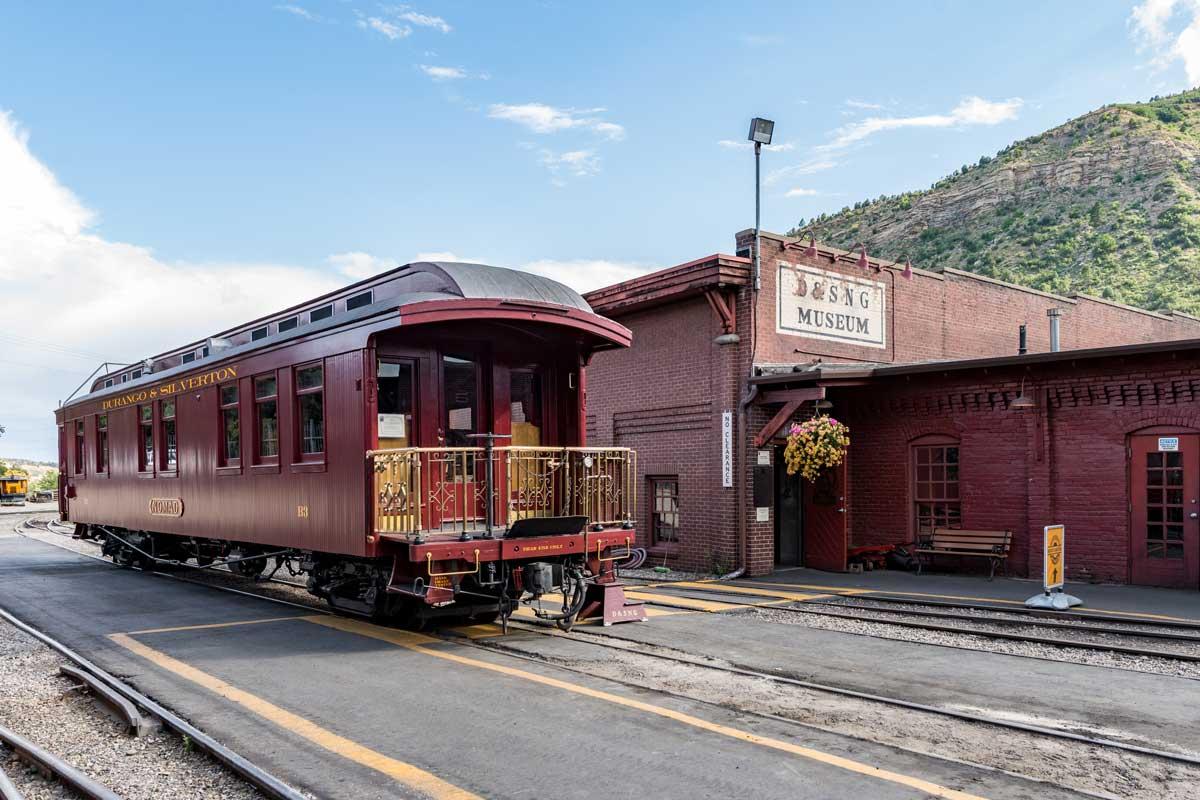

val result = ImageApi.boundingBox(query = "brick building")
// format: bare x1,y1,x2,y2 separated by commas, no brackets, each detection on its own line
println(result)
583,229,1200,589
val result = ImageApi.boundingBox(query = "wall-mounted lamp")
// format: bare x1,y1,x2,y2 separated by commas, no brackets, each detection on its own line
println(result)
900,256,913,281
847,242,870,270
1009,378,1036,410
814,399,834,411
803,234,818,258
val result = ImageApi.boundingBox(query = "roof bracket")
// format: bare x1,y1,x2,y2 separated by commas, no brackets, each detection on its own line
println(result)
753,387,827,447
704,289,737,335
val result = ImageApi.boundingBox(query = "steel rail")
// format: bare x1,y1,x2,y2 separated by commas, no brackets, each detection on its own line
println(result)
16,520,1200,775
59,664,153,737
0,608,308,800
0,763,24,800
721,580,1200,631
480,619,1200,770
636,586,1200,663
0,722,121,800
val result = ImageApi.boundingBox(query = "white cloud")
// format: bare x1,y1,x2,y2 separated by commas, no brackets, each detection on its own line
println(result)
717,139,795,152
844,99,884,110
488,103,625,140
327,251,393,279
1131,0,1200,83
520,259,648,293
784,188,819,197
764,158,838,186
274,4,322,22
0,110,342,460
419,64,468,81
539,149,601,184
359,16,410,40
392,8,452,33
823,96,1023,150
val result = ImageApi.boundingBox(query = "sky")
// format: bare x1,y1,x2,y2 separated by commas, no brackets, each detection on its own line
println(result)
3,0,1200,461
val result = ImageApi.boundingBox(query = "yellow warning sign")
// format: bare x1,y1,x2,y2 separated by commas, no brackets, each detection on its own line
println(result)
1044,525,1065,590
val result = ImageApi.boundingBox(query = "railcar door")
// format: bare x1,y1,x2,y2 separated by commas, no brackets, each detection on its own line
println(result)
1130,434,1200,589
434,354,485,529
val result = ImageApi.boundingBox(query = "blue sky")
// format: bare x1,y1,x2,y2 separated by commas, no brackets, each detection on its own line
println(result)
2,0,1200,460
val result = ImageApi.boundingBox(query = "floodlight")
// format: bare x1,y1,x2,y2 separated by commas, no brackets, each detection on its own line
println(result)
748,117,774,145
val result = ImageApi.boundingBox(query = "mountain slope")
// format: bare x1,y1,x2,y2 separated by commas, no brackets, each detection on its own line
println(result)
789,89,1200,314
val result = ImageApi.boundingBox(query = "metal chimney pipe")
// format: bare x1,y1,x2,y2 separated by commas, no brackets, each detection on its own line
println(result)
1018,325,1027,356
1047,308,1062,352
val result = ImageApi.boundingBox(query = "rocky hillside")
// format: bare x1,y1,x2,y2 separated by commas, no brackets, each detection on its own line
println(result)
790,89,1200,314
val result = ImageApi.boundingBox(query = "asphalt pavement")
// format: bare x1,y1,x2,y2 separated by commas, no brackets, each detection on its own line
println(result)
0,528,1090,800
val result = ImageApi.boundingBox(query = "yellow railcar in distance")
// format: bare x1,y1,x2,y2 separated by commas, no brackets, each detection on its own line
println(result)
0,475,29,506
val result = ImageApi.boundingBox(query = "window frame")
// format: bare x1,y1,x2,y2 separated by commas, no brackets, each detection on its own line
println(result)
181,352,196,364
345,290,373,311
911,437,962,541
277,316,298,333
137,403,155,476
252,372,281,472
251,325,269,341
95,413,109,476
309,304,333,323
73,419,86,477
648,476,681,548
217,383,242,473
158,397,178,476
292,362,325,470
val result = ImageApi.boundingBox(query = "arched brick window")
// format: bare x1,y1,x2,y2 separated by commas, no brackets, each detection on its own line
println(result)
911,435,961,536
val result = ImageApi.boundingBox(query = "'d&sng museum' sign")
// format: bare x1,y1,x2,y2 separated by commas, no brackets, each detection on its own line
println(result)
776,261,887,349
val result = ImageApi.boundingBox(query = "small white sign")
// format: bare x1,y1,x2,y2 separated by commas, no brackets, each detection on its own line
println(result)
378,414,407,438
756,506,770,522
1158,437,1180,452
721,411,734,488
757,450,771,466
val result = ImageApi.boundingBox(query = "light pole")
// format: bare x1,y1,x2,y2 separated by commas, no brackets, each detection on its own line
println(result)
748,117,774,292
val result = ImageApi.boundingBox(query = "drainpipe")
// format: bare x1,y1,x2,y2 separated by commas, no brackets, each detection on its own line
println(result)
1047,308,1061,353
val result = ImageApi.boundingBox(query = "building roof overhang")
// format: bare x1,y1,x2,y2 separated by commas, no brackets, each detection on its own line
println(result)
584,254,751,317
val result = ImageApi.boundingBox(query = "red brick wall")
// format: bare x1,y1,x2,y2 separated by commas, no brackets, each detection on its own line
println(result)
841,352,1200,583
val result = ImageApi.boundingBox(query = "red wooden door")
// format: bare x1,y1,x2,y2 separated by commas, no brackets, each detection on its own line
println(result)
803,460,848,572
1130,434,1200,589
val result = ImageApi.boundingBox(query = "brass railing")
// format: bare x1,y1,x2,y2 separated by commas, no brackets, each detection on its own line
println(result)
369,446,637,538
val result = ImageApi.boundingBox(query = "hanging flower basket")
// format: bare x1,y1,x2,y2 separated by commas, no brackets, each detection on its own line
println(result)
783,415,850,481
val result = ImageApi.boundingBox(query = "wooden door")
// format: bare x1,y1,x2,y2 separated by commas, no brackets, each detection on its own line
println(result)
803,459,848,572
1130,434,1200,589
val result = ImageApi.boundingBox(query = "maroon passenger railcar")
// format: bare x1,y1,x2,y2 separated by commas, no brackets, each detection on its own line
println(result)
56,262,643,628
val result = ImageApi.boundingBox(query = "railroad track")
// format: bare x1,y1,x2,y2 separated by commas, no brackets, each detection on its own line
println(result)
623,579,1200,666
14,515,1200,776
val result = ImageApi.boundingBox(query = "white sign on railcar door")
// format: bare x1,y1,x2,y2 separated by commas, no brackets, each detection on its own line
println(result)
776,261,886,349
1158,437,1180,452
378,414,406,438
722,411,733,488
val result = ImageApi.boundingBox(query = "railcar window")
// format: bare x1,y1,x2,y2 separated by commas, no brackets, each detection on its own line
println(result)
296,364,324,456
104,379,113,388
220,385,240,466
160,399,177,472
309,305,333,323
251,326,269,341
131,369,142,379
443,356,478,448
96,415,108,473
650,477,680,545
377,361,414,449
346,290,372,311
255,375,279,461
278,317,298,333
139,405,154,472
74,420,85,476
510,368,543,447
181,352,195,364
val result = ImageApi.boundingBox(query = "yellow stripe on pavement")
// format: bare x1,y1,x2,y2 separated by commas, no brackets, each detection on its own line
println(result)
108,632,480,800
304,615,991,800
624,590,748,612
126,616,306,635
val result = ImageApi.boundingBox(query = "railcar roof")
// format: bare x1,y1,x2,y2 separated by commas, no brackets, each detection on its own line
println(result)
70,261,595,409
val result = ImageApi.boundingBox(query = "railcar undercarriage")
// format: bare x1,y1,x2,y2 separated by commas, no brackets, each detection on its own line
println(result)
83,523,628,631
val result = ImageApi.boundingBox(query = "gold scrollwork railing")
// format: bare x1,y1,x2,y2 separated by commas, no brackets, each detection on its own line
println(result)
369,446,637,538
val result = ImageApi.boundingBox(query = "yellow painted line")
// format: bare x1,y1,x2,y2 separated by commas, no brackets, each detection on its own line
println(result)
304,615,990,800
624,590,751,612
108,632,480,800
742,581,1200,624
451,623,506,640
510,604,681,623
667,582,824,603
126,616,305,635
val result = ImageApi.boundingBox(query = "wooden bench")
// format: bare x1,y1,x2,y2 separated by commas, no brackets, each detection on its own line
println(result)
915,528,1012,580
